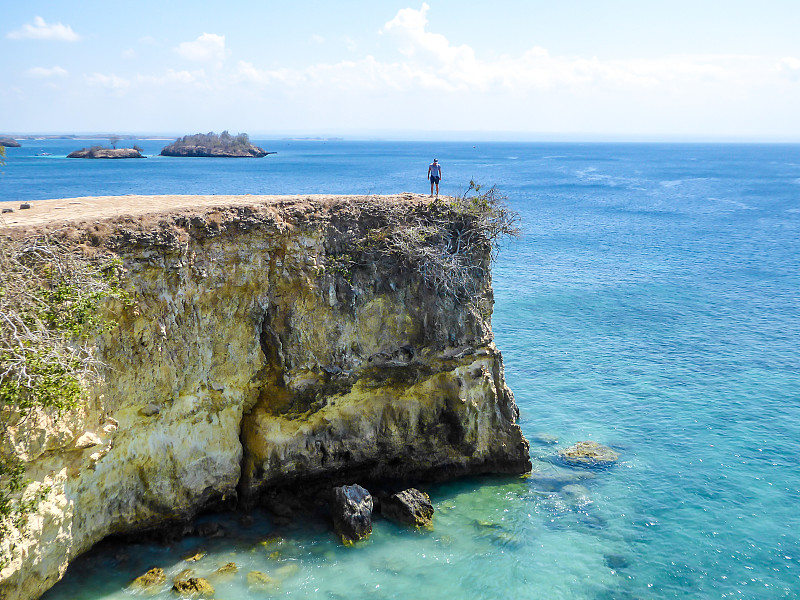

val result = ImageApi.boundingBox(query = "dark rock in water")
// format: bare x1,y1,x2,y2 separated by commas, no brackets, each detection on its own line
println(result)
331,484,373,544
129,567,166,589
20,203,31,210
559,441,620,467
0,137,20,147
381,488,434,528
604,553,630,570
2,208,12,214
172,577,215,596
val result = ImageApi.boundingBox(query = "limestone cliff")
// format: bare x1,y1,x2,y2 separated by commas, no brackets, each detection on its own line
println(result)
0,195,530,600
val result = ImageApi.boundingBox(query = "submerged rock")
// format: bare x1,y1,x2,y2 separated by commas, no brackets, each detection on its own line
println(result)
129,567,166,589
172,569,193,583
560,483,591,502
531,432,560,445
331,484,373,544
604,553,630,570
559,441,620,467
182,550,206,562
209,562,238,580
247,570,279,590
527,470,596,492
381,488,434,528
171,577,214,597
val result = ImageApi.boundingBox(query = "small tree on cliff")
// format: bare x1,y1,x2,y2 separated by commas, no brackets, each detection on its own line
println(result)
0,235,128,569
331,182,519,326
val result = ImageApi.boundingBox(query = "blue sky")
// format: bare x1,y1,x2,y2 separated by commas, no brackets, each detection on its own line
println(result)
2,1,800,139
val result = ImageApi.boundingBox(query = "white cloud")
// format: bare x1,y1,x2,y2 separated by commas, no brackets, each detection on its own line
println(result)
122,48,136,59
139,69,206,87
775,57,800,80
311,34,325,45
7,16,80,42
85,72,130,91
26,66,68,78
175,33,230,65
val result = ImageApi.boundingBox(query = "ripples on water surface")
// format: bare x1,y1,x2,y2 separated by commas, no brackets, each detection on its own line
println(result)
5,140,797,599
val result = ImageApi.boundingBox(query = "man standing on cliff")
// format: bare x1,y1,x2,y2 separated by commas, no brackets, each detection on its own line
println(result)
427,158,442,197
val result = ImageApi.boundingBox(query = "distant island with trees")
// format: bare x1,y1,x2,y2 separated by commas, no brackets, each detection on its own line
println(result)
67,146,145,159
0,137,21,147
160,131,272,157
67,136,144,159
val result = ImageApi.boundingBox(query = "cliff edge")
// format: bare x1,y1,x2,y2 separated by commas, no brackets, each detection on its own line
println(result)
0,194,530,600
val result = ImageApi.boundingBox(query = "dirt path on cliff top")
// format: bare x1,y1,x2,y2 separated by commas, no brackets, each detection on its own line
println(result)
0,193,431,232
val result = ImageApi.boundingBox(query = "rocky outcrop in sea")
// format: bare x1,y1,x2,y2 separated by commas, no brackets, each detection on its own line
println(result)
66,147,145,159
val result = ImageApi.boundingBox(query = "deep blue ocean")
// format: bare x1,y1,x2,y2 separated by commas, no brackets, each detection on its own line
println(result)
4,139,800,599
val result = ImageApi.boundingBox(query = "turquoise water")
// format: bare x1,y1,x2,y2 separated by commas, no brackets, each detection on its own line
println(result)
4,140,799,598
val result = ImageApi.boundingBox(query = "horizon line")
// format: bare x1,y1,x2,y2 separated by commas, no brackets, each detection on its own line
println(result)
3,130,800,144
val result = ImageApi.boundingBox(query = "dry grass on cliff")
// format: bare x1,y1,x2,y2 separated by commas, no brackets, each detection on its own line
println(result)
350,182,520,316
0,233,127,555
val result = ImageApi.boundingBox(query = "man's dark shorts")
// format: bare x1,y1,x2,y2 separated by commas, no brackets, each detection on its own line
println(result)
430,176,440,184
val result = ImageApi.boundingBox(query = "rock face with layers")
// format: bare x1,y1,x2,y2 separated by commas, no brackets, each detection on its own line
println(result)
0,194,530,600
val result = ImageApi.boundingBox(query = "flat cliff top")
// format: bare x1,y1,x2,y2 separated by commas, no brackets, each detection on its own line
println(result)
0,194,431,233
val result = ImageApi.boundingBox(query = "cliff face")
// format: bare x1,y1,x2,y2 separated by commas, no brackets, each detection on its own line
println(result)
0,195,529,600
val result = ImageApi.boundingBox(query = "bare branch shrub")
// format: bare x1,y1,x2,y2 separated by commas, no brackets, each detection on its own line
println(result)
0,233,127,564
352,181,519,312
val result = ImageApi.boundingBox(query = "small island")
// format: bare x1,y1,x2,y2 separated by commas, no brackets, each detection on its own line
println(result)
160,131,272,157
67,145,145,159
0,137,21,147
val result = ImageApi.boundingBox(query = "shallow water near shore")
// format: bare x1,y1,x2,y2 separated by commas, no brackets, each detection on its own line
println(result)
5,140,799,598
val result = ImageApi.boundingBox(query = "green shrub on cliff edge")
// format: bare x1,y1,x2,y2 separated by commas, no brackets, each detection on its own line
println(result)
0,234,128,568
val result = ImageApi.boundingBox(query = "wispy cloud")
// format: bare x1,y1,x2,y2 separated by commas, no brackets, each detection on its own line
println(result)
85,72,130,91
26,66,68,78
175,33,229,65
7,16,80,42
138,69,206,87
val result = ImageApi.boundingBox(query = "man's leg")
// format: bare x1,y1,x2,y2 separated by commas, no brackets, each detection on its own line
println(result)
430,179,434,196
